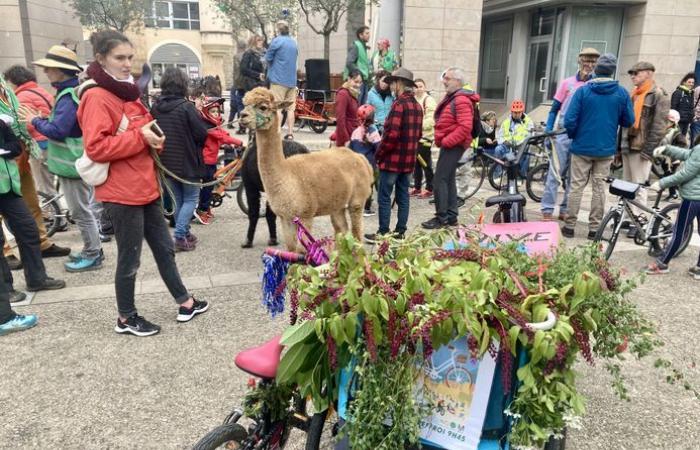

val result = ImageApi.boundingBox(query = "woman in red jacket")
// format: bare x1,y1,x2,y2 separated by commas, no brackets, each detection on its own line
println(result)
77,30,209,337
333,69,363,146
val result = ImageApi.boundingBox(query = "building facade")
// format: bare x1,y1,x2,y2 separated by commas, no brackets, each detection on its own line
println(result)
0,0,83,85
297,0,700,117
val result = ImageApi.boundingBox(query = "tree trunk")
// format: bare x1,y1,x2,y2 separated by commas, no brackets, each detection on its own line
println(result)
323,33,330,61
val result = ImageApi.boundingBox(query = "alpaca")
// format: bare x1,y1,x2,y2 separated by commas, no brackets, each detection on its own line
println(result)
240,87,374,251
241,138,310,248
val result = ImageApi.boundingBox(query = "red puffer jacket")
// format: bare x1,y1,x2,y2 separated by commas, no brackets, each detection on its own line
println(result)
14,81,54,141
434,89,480,149
77,86,159,206
203,127,241,165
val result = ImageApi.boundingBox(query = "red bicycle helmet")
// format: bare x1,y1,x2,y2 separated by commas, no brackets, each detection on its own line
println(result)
510,99,525,113
202,97,226,125
357,104,375,122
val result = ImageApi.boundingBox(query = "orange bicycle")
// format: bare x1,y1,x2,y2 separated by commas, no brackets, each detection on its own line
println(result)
210,143,247,214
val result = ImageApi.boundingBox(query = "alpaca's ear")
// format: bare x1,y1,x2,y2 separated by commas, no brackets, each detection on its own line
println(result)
274,100,294,111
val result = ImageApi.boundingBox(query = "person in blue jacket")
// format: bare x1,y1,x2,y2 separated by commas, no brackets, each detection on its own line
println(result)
365,70,393,133
561,53,635,239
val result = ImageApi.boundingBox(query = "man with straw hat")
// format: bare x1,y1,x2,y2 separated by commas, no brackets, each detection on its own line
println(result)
19,45,104,273
366,67,423,242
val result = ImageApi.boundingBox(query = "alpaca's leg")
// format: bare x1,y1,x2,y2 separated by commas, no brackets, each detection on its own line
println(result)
348,205,364,241
264,201,278,245
279,217,297,251
330,210,349,237
243,182,261,248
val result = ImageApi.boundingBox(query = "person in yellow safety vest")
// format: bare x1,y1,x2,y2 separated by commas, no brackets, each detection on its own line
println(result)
494,99,534,177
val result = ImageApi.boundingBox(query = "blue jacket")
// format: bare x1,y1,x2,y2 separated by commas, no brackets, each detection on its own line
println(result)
265,35,298,88
32,77,82,141
564,78,634,158
366,87,393,131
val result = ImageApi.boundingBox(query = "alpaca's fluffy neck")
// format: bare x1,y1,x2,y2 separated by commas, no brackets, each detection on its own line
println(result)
255,112,287,198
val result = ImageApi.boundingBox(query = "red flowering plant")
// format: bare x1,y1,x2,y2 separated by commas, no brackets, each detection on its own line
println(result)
274,230,693,449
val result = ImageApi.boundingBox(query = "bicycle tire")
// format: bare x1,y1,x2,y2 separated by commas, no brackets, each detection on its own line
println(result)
237,185,249,216
305,409,336,450
38,191,62,237
456,156,486,200
649,203,693,258
487,163,505,191
594,209,622,260
526,163,549,203
309,120,328,134
192,423,247,450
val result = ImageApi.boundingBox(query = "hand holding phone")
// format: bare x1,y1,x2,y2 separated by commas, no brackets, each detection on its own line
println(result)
141,121,165,149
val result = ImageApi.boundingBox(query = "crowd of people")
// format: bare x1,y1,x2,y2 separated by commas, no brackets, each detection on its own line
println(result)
1,22,700,339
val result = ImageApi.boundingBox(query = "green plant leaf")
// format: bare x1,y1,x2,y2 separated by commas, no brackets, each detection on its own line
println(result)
509,325,521,355
277,342,313,384
379,297,389,320
281,320,316,347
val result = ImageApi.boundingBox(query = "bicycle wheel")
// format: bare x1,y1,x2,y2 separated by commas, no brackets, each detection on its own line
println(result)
305,408,337,450
526,163,549,203
456,156,486,200
649,203,693,258
488,163,507,191
38,191,62,237
594,209,622,260
236,185,249,216
192,423,247,450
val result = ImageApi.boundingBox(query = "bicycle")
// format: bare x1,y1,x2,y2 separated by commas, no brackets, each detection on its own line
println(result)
38,191,70,237
480,130,566,223
488,136,553,196
454,147,489,201
423,344,473,388
209,143,248,214
593,177,692,260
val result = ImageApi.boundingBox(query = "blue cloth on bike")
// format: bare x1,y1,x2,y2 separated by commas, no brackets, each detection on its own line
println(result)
564,78,634,158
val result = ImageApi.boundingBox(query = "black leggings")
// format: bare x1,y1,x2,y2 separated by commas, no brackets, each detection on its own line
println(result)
659,199,700,266
413,143,434,191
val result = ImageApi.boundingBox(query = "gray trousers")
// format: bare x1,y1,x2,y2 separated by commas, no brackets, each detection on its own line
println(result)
564,155,612,232
29,151,57,197
60,177,101,259
622,152,653,217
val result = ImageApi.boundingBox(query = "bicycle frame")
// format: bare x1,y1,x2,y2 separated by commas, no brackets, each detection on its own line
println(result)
607,190,669,245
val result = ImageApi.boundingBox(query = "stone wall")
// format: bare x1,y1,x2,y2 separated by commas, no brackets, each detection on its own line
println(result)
619,0,700,91
402,0,484,96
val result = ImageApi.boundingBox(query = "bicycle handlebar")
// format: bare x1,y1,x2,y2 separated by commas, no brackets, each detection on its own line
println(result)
477,129,567,168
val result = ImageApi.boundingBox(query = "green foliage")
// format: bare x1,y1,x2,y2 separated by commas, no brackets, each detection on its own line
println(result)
243,381,296,422
212,0,295,43
69,0,152,32
278,231,683,448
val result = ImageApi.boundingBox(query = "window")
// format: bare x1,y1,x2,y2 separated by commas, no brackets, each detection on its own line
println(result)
147,1,200,30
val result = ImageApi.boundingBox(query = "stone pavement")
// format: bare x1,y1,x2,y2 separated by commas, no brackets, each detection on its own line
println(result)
2,128,699,449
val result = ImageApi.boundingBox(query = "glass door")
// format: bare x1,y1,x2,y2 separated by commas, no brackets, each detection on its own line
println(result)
526,39,552,109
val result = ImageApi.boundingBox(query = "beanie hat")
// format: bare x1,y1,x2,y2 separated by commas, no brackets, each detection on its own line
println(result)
594,53,617,77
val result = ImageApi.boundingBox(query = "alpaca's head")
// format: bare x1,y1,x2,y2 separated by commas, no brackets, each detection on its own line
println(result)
240,87,294,131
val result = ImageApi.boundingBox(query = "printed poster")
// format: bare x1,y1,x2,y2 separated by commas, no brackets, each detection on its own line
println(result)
416,336,498,450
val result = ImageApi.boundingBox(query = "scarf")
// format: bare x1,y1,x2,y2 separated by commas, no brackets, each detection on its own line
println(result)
632,79,653,130
342,81,359,99
86,61,141,101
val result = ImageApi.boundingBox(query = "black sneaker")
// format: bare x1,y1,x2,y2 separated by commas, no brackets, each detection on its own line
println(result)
587,230,597,240
447,217,459,226
6,255,22,271
9,290,27,304
26,277,66,292
41,244,71,258
177,298,209,322
115,314,161,337
421,217,448,230
561,227,575,238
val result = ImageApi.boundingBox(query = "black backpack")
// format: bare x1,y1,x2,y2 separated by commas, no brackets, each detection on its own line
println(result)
448,90,481,139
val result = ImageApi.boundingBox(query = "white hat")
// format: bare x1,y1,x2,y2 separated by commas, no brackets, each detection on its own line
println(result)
668,109,680,124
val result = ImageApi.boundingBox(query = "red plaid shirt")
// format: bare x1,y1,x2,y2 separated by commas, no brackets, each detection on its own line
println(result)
375,92,423,173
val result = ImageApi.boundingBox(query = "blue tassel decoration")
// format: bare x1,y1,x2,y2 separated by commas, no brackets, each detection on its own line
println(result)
261,253,289,318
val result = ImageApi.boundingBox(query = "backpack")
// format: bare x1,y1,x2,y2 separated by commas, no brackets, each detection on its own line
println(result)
448,90,481,140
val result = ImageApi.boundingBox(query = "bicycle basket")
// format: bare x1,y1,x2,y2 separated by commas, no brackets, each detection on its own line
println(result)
609,179,639,199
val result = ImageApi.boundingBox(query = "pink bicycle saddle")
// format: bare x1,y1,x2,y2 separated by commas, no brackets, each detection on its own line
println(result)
234,335,284,379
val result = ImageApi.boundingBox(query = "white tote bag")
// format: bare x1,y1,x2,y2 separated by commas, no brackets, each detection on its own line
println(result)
76,113,129,186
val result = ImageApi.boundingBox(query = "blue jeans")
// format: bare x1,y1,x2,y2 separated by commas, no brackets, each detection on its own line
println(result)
494,144,529,178
690,120,700,145
377,170,410,234
197,164,217,211
228,89,245,123
166,178,200,240
541,133,571,215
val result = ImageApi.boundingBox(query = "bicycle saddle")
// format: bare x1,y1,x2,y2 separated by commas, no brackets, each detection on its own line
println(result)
485,193,526,207
234,335,284,379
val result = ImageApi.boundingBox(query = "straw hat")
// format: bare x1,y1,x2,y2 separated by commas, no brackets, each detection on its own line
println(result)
32,45,82,73
385,67,416,87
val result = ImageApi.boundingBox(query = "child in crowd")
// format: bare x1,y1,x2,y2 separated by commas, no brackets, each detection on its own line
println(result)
194,97,242,225
645,135,700,278
349,104,381,216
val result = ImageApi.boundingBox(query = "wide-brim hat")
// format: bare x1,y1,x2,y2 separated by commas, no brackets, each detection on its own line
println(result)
385,67,416,87
32,45,82,73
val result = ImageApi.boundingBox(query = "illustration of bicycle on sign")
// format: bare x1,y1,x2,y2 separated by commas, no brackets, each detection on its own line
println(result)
423,344,474,388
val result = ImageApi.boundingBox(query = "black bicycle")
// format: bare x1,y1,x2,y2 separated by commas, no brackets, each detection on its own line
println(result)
480,130,567,223
594,178,691,260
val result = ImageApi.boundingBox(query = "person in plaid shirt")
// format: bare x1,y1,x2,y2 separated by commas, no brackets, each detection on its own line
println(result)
365,68,423,242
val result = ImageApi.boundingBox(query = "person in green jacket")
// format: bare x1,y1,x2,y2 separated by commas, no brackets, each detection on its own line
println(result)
345,25,371,104
645,139,700,277
370,38,398,74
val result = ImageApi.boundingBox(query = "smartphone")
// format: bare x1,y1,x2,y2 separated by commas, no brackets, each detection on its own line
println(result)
150,121,164,138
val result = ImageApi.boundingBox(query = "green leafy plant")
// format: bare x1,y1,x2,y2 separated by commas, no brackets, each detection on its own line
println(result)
273,229,691,448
